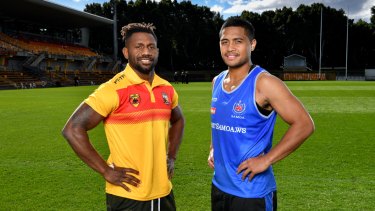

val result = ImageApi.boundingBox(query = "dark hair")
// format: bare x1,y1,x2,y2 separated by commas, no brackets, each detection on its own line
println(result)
120,22,157,46
219,16,255,41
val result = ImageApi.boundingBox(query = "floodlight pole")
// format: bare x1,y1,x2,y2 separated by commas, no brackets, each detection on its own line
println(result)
113,1,118,61
345,9,349,81
319,6,323,80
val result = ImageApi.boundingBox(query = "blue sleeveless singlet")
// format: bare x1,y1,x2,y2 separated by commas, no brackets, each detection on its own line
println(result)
211,66,277,198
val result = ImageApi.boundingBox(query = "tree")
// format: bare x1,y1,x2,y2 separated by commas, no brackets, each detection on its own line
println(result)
84,3,104,16
83,1,375,74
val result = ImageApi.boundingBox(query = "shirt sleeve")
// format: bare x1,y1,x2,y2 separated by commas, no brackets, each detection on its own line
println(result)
171,88,179,109
84,82,118,117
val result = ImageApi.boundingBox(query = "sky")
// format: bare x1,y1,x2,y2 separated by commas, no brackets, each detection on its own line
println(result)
50,0,375,22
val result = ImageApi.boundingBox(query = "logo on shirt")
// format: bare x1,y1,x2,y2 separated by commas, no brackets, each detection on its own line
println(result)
114,74,125,84
232,100,246,114
211,107,216,114
129,94,141,107
211,122,246,133
162,92,170,105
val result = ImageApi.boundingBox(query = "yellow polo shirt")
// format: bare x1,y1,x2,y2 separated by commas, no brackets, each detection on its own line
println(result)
84,64,178,201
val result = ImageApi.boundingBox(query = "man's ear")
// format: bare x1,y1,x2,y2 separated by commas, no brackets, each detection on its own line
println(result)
250,39,257,51
122,47,128,60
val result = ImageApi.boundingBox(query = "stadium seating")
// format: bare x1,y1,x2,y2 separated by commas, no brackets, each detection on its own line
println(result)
0,71,42,89
0,31,117,89
0,32,97,57
0,39,22,53
0,0,119,90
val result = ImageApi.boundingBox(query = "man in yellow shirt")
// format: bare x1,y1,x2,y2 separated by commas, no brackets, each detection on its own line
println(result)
62,22,185,210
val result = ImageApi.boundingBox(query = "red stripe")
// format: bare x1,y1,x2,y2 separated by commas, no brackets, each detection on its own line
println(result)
115,84,175,114
105,109,171,124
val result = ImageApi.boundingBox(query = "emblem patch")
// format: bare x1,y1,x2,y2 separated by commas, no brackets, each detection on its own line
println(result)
129,94,141,107
211,107,216,114
232,100,246,114
162,92,170,105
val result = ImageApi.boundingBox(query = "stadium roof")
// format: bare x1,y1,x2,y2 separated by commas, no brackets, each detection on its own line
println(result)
0,0,113,28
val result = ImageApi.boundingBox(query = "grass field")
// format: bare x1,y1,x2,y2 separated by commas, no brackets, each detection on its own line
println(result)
0,81,374,210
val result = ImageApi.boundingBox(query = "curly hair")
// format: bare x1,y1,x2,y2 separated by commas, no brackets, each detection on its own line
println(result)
120,22,157,46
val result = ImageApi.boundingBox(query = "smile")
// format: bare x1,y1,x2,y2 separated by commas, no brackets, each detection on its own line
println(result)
139,58,153,64
226,54,238,60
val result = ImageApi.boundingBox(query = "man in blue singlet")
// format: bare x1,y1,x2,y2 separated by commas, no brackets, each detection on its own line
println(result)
208,17,315,211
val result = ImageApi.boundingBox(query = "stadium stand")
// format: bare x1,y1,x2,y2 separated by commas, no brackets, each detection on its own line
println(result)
0,70,42,89
0,0,118,89
0,32,97,56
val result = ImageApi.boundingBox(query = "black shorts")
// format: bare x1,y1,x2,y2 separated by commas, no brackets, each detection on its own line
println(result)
211,184,277,211
106,191,176,211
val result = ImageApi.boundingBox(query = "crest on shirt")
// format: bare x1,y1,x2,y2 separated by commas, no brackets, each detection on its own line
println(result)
162,92,170,105
129,94,141,107
211,107,216,114
232,100,246,114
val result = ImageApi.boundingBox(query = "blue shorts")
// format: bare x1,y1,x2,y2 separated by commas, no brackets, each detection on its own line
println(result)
211,183,277,211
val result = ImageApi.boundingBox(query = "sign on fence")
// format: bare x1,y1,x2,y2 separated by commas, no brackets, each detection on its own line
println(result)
365,69,375,81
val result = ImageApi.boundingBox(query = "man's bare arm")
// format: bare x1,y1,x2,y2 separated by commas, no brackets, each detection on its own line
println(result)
237,74,315,180
166,105,185,179
61,102,140,191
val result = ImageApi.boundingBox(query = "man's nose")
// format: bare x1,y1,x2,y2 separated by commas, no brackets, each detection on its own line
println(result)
228,42,236,51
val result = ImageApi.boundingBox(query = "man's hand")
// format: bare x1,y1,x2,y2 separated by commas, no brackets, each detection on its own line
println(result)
167,157,175,180
103,164,141,192
207,148,214,169
237,155,271,181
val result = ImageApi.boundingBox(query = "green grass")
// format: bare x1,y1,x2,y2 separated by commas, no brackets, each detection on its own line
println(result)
0,81,374,210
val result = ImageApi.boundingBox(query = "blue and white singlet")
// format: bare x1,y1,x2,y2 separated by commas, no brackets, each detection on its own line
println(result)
211,66,277,198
